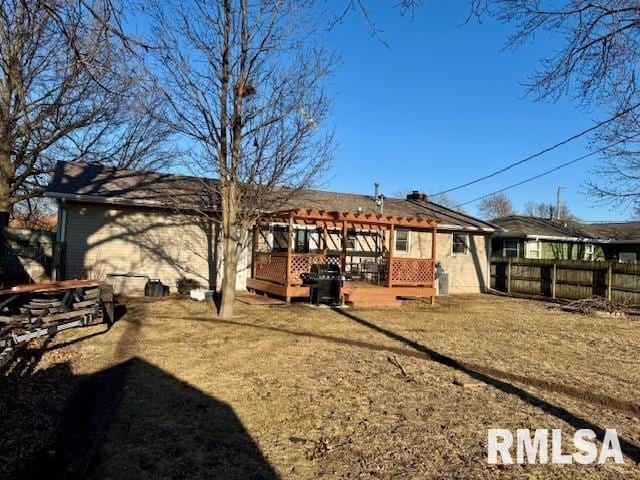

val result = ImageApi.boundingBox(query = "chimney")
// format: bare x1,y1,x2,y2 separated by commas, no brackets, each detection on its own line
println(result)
374,182,380,199
406,190,427,202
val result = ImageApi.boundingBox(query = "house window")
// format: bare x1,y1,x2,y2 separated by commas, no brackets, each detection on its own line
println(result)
619,252,637,264
526,240,541,259
584,244,595,261
347,235,357,250
452,233,468,255
294,229,308,253
503,239,519,258
395,230,410,253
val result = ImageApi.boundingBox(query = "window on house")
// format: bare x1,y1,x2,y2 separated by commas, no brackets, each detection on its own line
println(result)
619,252,637,264
584,244,595,261
294,229,308,253
526,240,541,259
395,230,410,253
347,235,357,250
503,239,519,258
452,233,468,255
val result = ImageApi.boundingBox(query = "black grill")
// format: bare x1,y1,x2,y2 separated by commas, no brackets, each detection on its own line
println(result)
301,263,343,305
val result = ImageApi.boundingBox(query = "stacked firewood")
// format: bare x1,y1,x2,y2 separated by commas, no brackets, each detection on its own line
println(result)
563,296,628,316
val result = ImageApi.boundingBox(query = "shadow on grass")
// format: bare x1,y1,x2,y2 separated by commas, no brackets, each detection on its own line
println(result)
331,307,640,464
174,314,640,420
8,357,278,480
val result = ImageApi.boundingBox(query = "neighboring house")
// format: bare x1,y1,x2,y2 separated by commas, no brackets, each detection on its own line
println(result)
491,216,602,261
491,215,640,263
45,161,498,296
586,222,640,264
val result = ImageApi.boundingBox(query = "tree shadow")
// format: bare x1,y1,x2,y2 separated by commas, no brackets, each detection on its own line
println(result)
8,357,278,480
331,307,640,464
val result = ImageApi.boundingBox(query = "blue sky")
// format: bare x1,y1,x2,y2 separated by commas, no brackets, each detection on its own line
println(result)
321,3,627,221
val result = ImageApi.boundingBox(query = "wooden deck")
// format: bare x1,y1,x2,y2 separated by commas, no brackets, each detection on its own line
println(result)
246,278,435,307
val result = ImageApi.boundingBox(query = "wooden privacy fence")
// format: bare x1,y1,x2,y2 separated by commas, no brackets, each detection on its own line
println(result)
491,259,640,305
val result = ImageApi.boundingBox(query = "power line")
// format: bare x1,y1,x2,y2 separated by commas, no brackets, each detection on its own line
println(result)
432,101,640,197
454,135,640,208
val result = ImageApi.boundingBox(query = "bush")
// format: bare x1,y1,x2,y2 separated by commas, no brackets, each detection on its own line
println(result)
177,277,201,295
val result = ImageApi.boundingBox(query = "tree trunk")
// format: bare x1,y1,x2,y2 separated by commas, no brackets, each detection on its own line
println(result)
0,181,10,227
218,233,239,319
0,153,13,228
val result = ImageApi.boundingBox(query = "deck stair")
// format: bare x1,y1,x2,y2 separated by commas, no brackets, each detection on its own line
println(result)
342,285,402,307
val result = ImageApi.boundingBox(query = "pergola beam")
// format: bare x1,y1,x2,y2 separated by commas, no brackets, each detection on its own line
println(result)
263,208,439,229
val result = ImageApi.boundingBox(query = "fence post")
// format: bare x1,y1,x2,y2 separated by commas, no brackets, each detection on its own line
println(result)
551,262,557,299
607,261,613,300
507,258,512,293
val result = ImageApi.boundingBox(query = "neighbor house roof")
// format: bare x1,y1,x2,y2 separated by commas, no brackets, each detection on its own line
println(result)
584,221,640,244
46,161,498,232
491,216,596,241
492,215,640,244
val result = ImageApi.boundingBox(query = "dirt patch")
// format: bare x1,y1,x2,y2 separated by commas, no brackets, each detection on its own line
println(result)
3,294,640,478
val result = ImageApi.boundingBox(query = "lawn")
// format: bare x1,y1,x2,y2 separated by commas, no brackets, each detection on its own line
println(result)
2,294,640,479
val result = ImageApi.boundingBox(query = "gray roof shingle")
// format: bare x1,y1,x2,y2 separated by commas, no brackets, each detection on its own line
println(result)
492,215,640,243
585,221,640,243
46,161,498,231
492,216,595,239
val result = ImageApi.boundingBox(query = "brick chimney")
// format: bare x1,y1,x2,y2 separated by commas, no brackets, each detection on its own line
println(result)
406,190,427,202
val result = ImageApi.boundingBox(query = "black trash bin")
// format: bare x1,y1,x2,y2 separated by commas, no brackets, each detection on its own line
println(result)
145,279,168,298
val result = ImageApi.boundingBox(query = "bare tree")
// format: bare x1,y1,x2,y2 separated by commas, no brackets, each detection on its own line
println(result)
523,200,577,221
146,0,335,318
468,1,640,210
478,193,515,219
0,0,164,227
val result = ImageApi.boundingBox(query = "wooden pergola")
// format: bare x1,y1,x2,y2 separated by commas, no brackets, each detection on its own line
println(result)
246,209,439,306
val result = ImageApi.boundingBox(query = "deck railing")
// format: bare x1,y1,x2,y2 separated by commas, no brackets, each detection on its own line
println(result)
254,252,288,284
388,257,435,287
254,252,435,287
254,252,341,286
289,253,341,285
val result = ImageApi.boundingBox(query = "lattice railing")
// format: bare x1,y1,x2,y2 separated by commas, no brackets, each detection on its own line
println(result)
254,252,288,284
389,258,435,287
254,252,342,285
289,254,340,285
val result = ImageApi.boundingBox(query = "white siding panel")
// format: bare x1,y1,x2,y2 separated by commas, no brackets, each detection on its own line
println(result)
63,203,224,292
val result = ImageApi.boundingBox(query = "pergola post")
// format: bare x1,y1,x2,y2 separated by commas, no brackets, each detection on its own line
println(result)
251,222,258,279
286,214,293,302
431,223,437,305
323,223,328,256
341,219,348,273
387,224,395,287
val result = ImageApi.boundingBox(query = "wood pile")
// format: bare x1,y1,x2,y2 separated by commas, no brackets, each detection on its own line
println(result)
561,296,628,317
0,280,114,369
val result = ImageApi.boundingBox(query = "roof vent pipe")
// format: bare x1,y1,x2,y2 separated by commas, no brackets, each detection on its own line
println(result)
374,182,384,214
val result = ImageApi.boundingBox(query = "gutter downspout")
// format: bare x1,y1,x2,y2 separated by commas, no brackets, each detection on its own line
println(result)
55,200,67,280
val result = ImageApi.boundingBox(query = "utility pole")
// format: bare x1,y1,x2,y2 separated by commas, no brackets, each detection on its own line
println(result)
556,186,564,221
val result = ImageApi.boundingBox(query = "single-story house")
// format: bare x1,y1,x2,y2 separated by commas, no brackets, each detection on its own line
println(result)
586,221,640,263
491,215,640,263
45,161,499,298
490,216,602,261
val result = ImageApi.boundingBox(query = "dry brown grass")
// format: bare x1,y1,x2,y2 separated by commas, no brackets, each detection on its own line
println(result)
6,294,640,479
